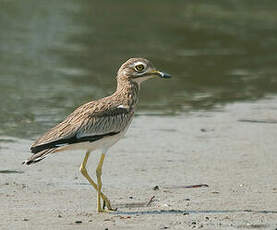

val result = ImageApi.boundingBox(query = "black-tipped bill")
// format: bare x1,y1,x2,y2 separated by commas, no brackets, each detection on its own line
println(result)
152,70,171,79
157,71,171,79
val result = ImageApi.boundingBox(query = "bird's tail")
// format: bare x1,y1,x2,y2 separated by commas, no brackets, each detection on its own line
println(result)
22,148,56,165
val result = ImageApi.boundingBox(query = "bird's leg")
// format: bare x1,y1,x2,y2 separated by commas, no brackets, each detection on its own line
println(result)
79,151,114,211
96,153,106,212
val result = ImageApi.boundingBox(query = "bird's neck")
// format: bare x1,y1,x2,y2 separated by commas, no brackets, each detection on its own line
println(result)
115,78,140,109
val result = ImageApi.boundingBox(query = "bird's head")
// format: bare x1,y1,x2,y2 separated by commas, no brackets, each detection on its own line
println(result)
117,58,171,85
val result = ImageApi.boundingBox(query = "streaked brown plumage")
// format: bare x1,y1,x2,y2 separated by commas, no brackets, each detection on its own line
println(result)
23,57,171,212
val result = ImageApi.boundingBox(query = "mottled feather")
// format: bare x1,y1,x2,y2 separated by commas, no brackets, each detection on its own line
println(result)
31,93,136,153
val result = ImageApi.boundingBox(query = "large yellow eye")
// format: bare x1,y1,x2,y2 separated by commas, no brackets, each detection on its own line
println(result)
135,64,145,72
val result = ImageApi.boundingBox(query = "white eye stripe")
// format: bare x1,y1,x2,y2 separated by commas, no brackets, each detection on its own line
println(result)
133,62,147,74
133,61,146,68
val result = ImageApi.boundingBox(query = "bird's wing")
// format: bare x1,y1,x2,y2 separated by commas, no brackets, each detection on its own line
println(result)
30,100,131,154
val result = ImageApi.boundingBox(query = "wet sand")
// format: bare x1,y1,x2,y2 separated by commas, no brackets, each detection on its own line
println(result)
1,98,277,230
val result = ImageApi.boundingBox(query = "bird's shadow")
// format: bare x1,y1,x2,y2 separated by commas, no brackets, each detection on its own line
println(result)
112,208,277,216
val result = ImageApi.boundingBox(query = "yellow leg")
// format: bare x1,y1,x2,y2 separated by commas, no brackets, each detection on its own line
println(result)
96,153,105,212
79,151,114,212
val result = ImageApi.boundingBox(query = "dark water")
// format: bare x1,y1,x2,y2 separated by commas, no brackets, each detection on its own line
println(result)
1,0,277,138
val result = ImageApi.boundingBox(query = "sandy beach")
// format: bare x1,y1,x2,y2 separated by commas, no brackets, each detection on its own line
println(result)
1,97,277,230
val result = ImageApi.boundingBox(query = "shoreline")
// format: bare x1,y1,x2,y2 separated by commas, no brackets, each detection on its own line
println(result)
1,97,277,229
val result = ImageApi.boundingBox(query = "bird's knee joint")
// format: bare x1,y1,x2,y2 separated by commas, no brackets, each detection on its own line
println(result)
80,165,87,174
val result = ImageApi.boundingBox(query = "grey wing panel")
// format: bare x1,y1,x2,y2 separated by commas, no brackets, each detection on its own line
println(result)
76,107,132,138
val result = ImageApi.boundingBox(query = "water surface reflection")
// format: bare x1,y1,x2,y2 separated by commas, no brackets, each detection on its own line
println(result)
0,0,277,138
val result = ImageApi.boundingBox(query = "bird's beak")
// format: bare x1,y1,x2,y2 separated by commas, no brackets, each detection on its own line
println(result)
152,70,172,79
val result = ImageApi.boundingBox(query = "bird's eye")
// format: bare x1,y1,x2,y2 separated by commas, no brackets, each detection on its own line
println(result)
135,64,145,72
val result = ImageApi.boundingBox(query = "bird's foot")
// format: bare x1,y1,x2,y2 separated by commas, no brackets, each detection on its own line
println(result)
103,199,117,211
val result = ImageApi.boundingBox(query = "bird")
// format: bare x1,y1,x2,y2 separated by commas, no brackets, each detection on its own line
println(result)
23,57,171,212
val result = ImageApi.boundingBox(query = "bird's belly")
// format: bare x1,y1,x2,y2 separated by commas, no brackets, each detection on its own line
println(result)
54,132,122,153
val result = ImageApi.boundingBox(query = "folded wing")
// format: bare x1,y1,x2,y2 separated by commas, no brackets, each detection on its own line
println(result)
30,101,131,154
